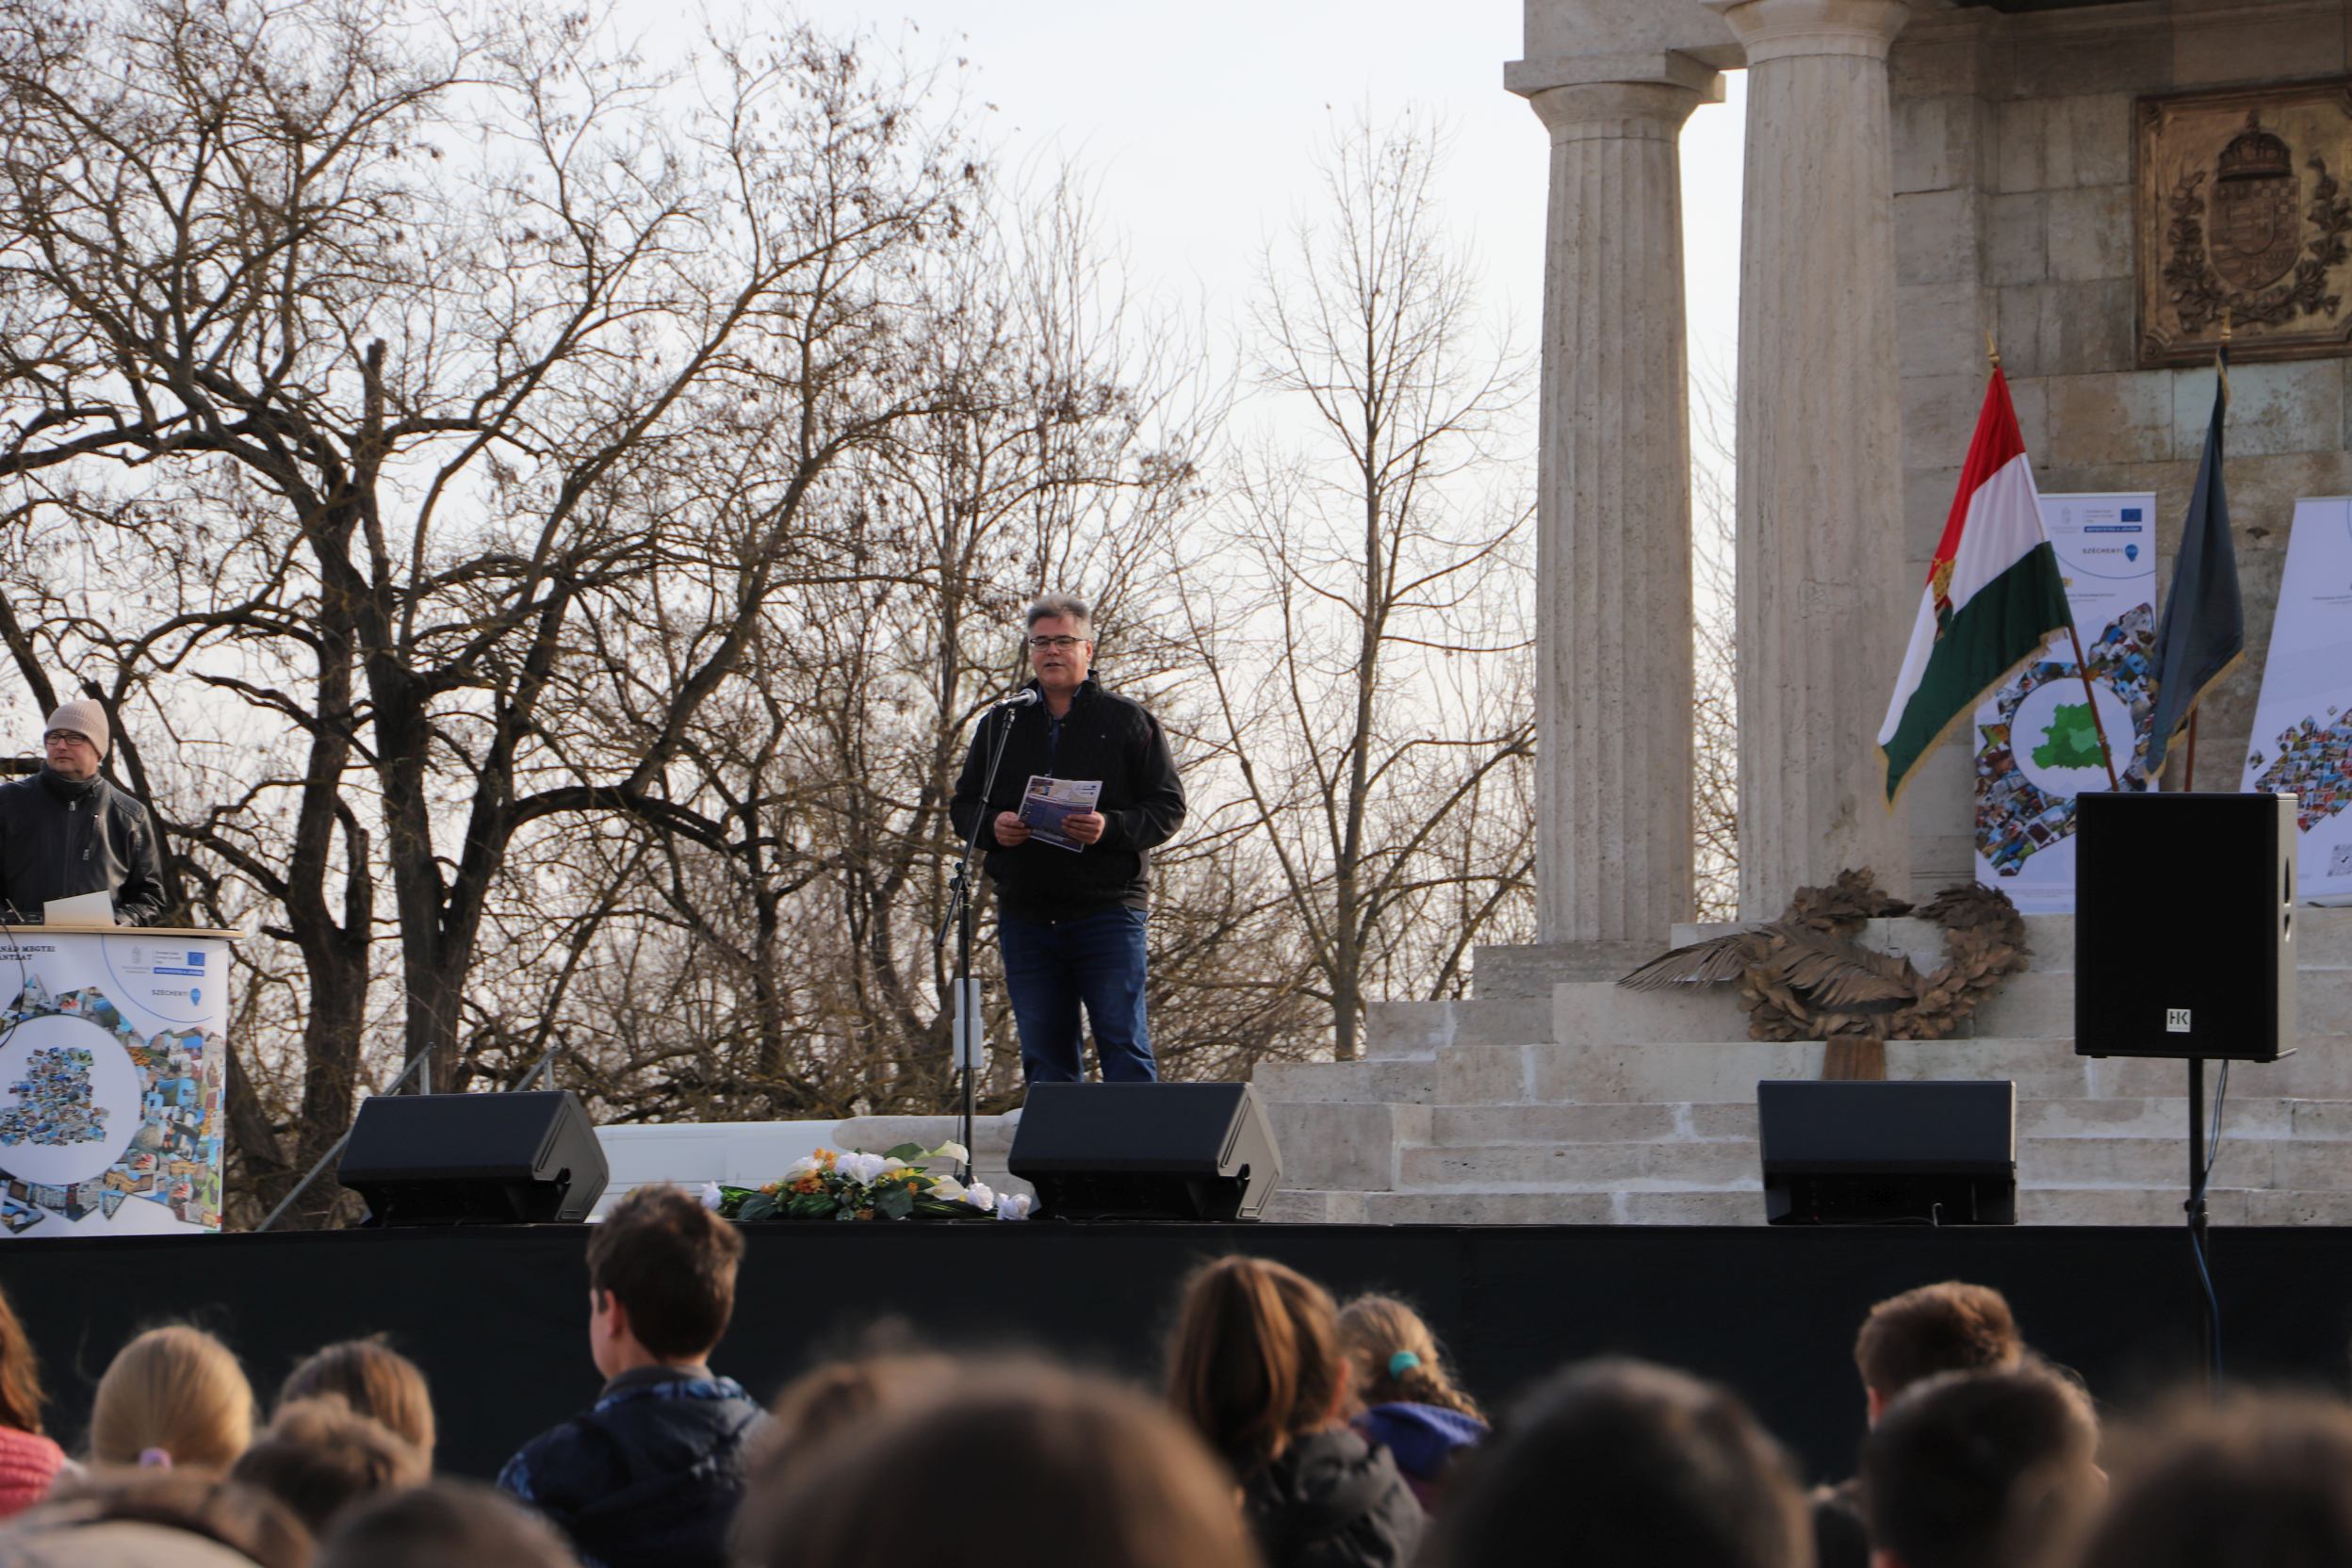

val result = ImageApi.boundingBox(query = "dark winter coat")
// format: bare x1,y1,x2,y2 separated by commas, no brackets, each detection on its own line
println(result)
0,770,168,925
948,678,1185,919
1242,1426,1428,1568
498,1364,769,1568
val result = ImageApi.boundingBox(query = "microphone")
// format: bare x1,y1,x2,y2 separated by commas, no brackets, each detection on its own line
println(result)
992,690,1041,710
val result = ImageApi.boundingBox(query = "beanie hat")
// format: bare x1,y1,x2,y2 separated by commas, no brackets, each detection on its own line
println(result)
43,698,109,758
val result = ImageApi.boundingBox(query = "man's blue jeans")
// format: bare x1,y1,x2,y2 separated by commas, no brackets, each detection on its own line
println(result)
997,906,1157,1083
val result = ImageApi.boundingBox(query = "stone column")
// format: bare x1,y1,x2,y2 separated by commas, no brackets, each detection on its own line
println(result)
1707,0,1913,918
1516,61,1721,944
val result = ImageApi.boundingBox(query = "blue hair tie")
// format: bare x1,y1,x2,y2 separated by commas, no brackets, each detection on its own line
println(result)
1387,1350,1422,1379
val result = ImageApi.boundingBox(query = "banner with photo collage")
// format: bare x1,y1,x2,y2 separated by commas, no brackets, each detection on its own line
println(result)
1973,494,2159,914
2242,498,2352,905
0,928,229,1237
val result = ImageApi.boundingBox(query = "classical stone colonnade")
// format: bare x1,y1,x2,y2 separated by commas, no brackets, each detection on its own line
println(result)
1515,0,1918,937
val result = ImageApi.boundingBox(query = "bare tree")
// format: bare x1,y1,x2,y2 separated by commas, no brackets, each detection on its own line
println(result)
1180,112,1535,1060
0,0,988,1217
1691,356,1739,921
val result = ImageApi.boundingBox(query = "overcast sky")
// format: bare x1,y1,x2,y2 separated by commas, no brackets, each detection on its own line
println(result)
622,0,1747,393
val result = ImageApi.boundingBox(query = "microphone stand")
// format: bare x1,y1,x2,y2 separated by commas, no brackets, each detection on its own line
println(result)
937,696,1024,1184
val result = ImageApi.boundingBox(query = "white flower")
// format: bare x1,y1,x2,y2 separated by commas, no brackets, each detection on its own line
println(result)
964,1180,996,1211
835,1151,889,1185
782,1154,821,1180
932,1140,971,1164
993,1192,1033,1221
697,1182,724,1211
931,1175,968,1201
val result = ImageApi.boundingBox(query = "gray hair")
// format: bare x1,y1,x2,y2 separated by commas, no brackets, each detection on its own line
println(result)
1024,595,1093,637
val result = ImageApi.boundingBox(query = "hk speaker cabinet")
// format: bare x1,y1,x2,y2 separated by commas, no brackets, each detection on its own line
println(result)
2075,791,2296,1063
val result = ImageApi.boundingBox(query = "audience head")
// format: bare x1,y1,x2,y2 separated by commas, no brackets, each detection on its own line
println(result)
90,1326,254,1472
1854,1282,2022,1422
2076,1389,2352,1568
10,1470,311,1568
1336,1293,1481,1421
277,1339,435,1464
229,1397,429,1538
1167,1255,1346,1474
316,1478,578,1568
1439,1358,1810,1568
582,1183,744,1373
1860,1363,2101,1568
741,1361,1261,1568
0,1279,47,1437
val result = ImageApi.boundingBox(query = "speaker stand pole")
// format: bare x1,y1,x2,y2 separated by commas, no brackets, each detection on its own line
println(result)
938,703,1021,1185
2186,1054,2217,1383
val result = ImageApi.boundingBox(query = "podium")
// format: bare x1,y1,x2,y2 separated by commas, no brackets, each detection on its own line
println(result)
0,925,238,1237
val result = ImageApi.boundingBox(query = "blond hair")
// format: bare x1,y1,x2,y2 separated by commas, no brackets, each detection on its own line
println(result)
1337,1294,1482,1421
90,1326,255,1470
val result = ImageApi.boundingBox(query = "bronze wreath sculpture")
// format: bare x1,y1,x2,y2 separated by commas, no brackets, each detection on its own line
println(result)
1616,870,2031,1079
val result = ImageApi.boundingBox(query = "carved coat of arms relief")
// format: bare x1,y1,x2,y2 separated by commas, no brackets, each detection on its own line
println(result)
2137,81,2352,368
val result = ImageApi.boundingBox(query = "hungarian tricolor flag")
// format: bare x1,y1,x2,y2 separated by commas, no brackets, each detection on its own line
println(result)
1877,368,2075,803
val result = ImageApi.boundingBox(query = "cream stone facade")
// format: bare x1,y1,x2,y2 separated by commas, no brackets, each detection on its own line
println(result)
1515,0,2352,923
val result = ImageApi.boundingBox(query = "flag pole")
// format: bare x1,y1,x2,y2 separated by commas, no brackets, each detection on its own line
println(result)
1989,330,2123,792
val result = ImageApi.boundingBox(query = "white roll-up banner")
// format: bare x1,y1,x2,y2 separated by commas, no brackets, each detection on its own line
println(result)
2242,498,2352,905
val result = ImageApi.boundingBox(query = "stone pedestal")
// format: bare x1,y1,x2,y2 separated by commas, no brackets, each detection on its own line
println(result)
1708,0,1913,917
1518,64,1721,942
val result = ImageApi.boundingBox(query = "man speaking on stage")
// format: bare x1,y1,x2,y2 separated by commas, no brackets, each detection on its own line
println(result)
951,596,1185,1084
0,698,168,926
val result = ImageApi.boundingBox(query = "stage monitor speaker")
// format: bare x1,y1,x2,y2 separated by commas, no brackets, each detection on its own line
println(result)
338,1091,609,1226
1008,1082,1282,1221
1757,1080,2016,1225
2075,791,2295,1063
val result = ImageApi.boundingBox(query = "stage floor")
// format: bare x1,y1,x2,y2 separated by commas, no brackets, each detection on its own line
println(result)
6,1222,2344,1481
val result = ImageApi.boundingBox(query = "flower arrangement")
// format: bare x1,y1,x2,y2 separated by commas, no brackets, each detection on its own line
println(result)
703,1142,1034,1223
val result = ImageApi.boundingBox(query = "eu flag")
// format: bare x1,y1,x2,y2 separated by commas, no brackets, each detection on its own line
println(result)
2143,349,2244,780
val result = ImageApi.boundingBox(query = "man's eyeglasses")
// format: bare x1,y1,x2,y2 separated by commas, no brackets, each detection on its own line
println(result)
1027,636,1087,651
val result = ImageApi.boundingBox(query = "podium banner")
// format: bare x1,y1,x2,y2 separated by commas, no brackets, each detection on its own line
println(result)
0,929,229,1236
2242,498,2352,904
1973,494,2160,913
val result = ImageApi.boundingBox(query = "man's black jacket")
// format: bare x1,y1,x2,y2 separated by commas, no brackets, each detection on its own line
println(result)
0,770,168,925
949,678,1185,919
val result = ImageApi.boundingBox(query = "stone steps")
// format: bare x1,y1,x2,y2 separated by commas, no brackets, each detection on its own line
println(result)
1252,911,2352,1226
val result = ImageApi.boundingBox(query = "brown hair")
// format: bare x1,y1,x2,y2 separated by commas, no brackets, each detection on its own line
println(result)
1167,1255,1346,1474
732,1353,958,1556
319,1478,579,1568
26,1470,313,1568
1439,1358,1809,1568
278,1339,436,1464
0,1279,46,1434
584,1184,743,1361
1336,1294,1481,1421
2076,1390,2352,1568
1854,1282,2022,1399
741,1362,1261,1568
1860,1364,2102,1568
90,1325,255,1470
231,1397,430,1538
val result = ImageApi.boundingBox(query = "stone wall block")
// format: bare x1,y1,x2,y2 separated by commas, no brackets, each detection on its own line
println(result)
1994,286,2051,377
1893,95,1973,194
1898,282,1990,378
2006,375,2050,456
2057,94,2132,188
2172,12,2346,86
2173,360,2344,460
2046,185,2132,284
2002,29,2173,99
2048,279,2136,375
1987,192,2048,286
1894,188,1980,286
1995,98,2048,194
1903,371,1992,473
2045,371,2174,466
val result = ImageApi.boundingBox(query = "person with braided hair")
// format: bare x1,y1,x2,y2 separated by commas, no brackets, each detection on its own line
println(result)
1334,1296,1487,1511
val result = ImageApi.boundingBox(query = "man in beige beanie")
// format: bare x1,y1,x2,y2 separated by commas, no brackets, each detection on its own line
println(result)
0,696,167,925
